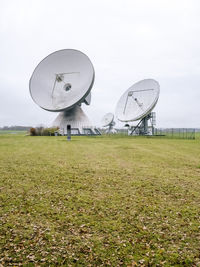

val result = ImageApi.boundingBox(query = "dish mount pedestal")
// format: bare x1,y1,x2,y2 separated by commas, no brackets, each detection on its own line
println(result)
105,122,116,134
130,112,156,135
53,105,97,135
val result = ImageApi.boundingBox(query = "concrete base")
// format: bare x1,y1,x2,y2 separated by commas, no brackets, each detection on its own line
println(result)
52,105,98,135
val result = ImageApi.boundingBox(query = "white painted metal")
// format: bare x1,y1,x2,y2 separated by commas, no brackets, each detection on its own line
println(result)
115,79,160,122
52,105,92,135
29,49,94,112
101,113,114,127
101,113,116,134
29,49,98,135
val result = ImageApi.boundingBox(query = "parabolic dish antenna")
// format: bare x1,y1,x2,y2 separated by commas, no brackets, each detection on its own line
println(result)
29,49,94,112
29,49,99,135
101,113,114,127
101,113,116,134
116,79,159,122
115,79,160,135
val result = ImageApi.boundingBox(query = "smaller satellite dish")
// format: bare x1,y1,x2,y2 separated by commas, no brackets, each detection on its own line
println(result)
101,113,114,127
101,113,116,134
115,79,160,122
115,79,160,135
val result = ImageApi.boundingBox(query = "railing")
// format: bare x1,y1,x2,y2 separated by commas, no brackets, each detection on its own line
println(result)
100,127,196,139
154,128,195,139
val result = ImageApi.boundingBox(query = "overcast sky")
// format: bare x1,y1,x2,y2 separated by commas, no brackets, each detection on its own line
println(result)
0,0,200,128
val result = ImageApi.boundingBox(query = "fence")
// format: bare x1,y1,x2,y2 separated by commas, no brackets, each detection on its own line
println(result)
99,127,196,139
154,128,195,139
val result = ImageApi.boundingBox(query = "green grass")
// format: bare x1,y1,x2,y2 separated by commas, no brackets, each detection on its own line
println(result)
0,134,200,266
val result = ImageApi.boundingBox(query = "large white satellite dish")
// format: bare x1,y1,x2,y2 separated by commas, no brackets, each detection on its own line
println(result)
101,113,116,134
115,79,160,135
29,49,99,135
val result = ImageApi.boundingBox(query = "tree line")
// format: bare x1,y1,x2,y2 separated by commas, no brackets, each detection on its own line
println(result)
0,126,31,131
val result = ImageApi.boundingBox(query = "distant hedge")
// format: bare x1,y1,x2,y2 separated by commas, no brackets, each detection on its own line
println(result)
29,127,59,136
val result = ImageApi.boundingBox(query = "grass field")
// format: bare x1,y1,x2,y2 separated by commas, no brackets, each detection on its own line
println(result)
0,134,200,266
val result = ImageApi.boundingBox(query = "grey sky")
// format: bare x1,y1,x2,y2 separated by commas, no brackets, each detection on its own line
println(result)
0,0,200,127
